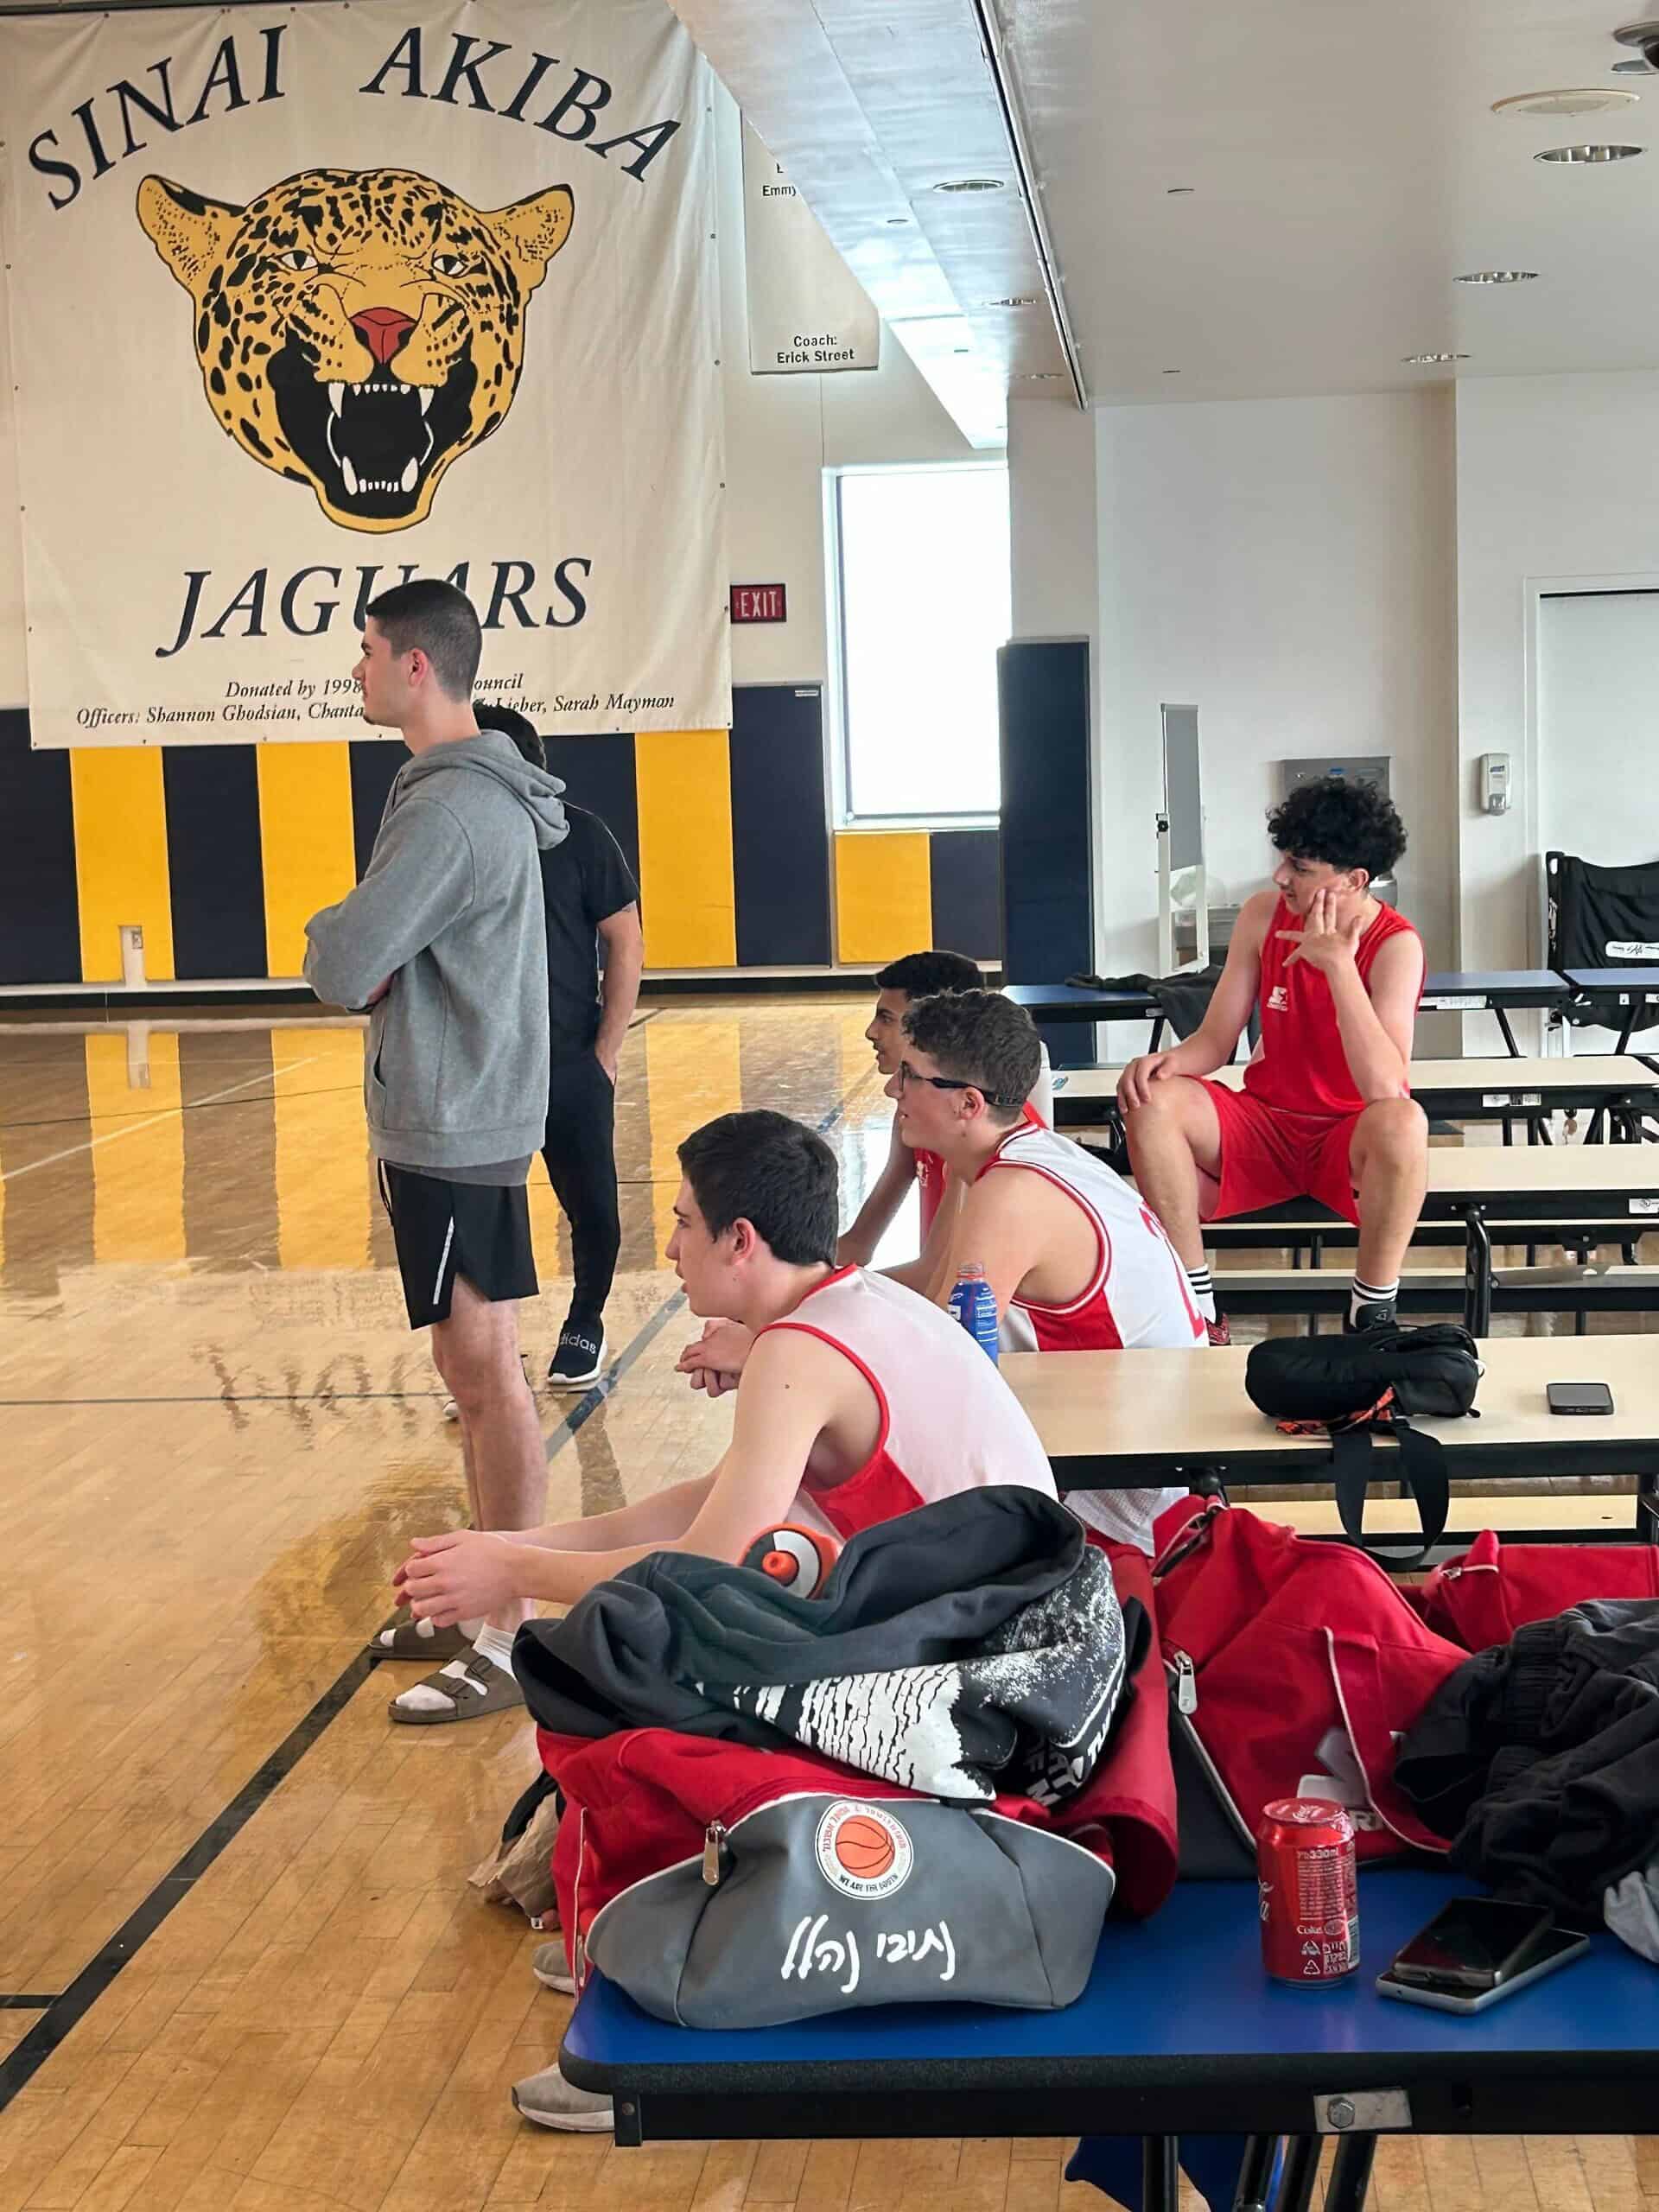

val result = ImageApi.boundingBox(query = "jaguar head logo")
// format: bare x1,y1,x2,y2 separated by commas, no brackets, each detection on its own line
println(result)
137,165,575,533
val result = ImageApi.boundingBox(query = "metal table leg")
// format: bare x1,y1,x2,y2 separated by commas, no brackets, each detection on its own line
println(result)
1232,2134,1281,2212
1496,1007,1521,1058
1323,2134,1377,2212
1463,1206,1494,1335
1275,2135,1323,2212
1141,2133,1179,2212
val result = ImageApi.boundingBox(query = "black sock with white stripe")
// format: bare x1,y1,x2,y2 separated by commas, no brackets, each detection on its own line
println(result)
1350,1275,1398,1328
1185,1264,1217,1324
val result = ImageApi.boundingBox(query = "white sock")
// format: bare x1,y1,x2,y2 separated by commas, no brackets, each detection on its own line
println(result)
1350,1276,1398,1326
392,1656,493,1716
472,1624,518,1676
376,1614,483,1651
1185,1265,1217,1325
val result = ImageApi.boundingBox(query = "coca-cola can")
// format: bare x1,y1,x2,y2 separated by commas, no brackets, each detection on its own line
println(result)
1257,1797,1359,1985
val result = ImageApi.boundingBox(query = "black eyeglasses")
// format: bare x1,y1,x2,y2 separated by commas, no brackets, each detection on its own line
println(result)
895,1062,1021,1109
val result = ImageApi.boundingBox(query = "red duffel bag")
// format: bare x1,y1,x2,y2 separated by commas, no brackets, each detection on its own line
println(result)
1410,1527,1659,1651
1152,1498,1465,1861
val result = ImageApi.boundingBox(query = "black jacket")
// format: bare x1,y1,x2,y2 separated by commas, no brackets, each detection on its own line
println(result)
1395,1599,1659,1912
513,1487,1137,1807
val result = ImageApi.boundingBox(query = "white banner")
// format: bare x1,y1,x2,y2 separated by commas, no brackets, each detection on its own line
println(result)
741,119,878,378
2,0,728,745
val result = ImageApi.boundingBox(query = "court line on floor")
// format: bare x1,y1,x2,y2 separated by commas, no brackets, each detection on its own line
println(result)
0,1997,58,2010
0,1058,880,2110
0,1011,658,1136
0,1392,454,1408
0,1649,377,2107
0,1083,366,1134
0,1058,322,1182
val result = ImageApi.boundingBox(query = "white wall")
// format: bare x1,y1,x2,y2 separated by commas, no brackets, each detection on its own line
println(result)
712,86,976,692
1094,388,1459,978
1009,396,1096,646
1456,372,1659,975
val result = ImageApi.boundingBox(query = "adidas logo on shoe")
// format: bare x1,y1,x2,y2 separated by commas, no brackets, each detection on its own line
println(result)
548,1324,607,1390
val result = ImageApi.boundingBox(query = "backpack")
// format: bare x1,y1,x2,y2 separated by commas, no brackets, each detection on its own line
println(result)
1151,1498,1465,1872
543,1730,1117,2028
1245,1323,1483,1567
1409,1528,1659,1651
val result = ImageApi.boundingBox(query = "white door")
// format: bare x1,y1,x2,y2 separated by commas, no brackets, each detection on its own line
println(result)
1536,590,1659,1048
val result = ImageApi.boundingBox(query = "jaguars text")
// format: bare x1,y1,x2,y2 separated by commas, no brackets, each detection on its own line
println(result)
156,556,591,659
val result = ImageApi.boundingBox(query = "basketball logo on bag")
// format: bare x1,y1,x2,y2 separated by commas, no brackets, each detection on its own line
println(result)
813,1801,914,1902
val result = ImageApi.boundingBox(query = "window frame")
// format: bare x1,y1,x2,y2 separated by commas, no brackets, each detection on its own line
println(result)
823,459,1007,834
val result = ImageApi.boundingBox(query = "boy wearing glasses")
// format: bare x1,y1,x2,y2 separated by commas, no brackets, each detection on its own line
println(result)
882,989,1203,1553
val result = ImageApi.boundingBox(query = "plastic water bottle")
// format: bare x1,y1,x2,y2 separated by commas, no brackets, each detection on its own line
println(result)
949,1262,1000,1365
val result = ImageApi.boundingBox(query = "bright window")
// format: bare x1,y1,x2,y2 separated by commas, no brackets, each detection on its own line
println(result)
830,463,1009,823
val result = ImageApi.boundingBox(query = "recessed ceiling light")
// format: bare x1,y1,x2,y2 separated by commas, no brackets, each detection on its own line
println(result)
885,216,911,226
933,177,1006,194
1402,352,1470,365
1492,87,1639,116
1162,368,1181,375
1166,186,1195,195
983,295,1041,308
1454,270,1539,283
1017,371,1062,381
1535,142,1644,161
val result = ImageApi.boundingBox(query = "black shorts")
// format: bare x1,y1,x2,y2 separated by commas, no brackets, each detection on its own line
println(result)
378,1164,538,1330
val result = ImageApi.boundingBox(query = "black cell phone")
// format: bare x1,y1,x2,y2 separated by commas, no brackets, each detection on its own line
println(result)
1389,1897,1555,1993
1378,1926,1592,2012
1548,1382,1616,1416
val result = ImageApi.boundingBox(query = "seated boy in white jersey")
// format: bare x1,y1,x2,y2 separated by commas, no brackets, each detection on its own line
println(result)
887,988,1205,1554
839,950,1054,1275
398,1109,1058,2136
394,1105,1056,1629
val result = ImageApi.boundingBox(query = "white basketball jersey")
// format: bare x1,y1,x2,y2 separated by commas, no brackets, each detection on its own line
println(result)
979,1123,1205,1554
981,1123,1206,1357
762,1267,1057,1541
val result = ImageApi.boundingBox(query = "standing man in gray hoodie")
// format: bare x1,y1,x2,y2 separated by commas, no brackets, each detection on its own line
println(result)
304,579,569,1725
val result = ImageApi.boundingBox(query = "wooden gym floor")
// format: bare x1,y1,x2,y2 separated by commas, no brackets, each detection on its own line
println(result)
0,1000,1653,2212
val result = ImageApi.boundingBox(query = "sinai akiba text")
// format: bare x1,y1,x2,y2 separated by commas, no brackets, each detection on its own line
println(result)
27,24,683,212
155,556,592,658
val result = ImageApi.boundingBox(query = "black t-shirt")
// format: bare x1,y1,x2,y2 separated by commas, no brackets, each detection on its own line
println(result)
542,804,641,1052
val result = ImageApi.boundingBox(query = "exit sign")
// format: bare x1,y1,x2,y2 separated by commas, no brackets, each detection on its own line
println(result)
730,583,786,624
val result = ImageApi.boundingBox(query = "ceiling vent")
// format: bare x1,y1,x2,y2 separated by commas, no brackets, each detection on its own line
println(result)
1491,86,1641,115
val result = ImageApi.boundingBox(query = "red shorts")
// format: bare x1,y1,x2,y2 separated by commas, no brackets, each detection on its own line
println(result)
1198,1083,1363,1224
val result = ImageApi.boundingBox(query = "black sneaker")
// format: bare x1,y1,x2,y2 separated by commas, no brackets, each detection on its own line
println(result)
548,1321,607,1390
1346,1300,1397,1335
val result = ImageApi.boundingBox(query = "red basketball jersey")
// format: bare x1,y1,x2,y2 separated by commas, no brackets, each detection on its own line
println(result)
1243,897,1421,1117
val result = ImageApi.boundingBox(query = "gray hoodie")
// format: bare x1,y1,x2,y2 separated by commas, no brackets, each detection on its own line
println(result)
304,729,569,1170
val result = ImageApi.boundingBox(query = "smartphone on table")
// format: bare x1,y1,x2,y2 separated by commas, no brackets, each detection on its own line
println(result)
1376,1897,1590,2013
1547,1382,1615,1416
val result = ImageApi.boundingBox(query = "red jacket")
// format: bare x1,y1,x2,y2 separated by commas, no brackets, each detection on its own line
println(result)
1153,1498,1465,1859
